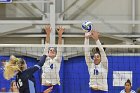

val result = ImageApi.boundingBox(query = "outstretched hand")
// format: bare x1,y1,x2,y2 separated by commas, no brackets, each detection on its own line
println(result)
85,32,91,39
44,25,51,35
91,30,99,41
57,26,64,37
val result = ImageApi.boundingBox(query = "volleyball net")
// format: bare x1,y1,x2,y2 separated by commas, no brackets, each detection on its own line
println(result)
0,44,140,93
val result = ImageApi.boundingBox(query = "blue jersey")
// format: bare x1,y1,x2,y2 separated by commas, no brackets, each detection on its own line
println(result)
16,55,47,93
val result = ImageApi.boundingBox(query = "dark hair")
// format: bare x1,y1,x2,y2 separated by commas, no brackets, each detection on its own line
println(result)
92,42,106,56
125,79,131,86
92,47,106,56
48,47,57,53
94,48,101,56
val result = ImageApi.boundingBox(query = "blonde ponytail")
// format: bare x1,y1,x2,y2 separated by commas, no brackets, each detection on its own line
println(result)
4,55,21,80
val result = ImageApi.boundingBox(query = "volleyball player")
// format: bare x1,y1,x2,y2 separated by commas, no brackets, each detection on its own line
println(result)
3,54,47,93
120,79,136,93
84,31,108,93
3,33,49,93
41,26,64,93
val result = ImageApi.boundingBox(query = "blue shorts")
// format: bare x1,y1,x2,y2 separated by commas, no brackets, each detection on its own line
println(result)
41,84,60,93
90,88,108,93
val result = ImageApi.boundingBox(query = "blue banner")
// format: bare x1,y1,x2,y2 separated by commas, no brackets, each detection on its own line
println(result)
0,0,12,3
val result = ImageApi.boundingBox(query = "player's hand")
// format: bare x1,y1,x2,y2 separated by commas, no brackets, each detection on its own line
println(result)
44,25,51,35
85,32,91,39
57,26,64,37
44,86,53,93
91,31,99,41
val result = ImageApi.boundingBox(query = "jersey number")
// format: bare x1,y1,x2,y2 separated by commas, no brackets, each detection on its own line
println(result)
17,79,23,88
94,69,99,75
50,64,53,69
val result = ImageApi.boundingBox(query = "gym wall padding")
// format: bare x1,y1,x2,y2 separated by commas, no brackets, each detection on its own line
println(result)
0,56,140,93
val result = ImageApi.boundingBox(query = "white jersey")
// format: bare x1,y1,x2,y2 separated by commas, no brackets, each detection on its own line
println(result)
42,45,62,85
85,38,108,91
120,89,136,93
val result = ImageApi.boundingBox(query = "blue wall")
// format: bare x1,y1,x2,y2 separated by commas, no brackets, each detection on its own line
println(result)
62,56,89,93
0,56,140,93
62,56,140,93
108,56,140,93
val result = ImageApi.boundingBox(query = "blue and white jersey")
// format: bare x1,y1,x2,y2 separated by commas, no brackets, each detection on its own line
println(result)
120,89,136,93
42,46,62,85
85,38,108,91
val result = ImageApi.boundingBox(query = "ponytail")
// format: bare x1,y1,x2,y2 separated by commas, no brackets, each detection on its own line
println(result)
125,79,131,86
4,55,21,80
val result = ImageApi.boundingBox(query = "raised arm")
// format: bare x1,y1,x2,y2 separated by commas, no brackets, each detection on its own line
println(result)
43,25,51,56
84,32,93,67
57,26,64,45
44,25,51,44
22,27,50,80
91,31,108,69
56,26,64,62
22,55,47,81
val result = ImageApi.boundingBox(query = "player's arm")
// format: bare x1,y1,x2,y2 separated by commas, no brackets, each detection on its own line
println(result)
45,25,51,44
43,25,52,56
56,26,64,62
91,31,108,69
21,26,51,80
22,55,47,80
84,32,93,67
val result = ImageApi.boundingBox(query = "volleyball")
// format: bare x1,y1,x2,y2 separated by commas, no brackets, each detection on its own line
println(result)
82,21,92,32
